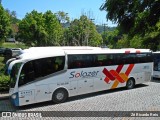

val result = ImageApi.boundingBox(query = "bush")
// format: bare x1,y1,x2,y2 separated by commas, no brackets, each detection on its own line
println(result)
0,57,5,71
0,75,10,92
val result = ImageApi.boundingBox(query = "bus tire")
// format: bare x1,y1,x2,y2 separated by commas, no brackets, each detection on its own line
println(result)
126,78,135,89
52,88,68,103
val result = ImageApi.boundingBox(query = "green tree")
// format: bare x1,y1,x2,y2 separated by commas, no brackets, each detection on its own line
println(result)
116,34,130,48
55,11,70,45
68,15,102,46
5,9,20,24
88,22,103,46
18,10,63,46
18,10,45,46
142,20,160,51
100,0,159,34
0,4,11,44
43,10,63,46
103,29,120,48
55,11,70,24
100,0,160,50
5,9,20,40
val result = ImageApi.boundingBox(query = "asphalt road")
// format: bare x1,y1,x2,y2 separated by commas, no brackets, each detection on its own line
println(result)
1,79,160,120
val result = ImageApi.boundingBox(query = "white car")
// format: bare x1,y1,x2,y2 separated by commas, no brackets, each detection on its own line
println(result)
11,48,22,57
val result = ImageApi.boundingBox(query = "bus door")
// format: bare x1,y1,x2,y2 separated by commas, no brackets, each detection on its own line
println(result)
18,61,36,106
10,62,35,106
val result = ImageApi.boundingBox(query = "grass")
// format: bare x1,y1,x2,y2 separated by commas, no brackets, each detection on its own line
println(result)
0,42,28,71
1,42,28,49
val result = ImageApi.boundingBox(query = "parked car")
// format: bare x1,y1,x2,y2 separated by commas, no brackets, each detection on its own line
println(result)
6,37,16,43
11,48,22,57
4,48,12,57
4,48,22,57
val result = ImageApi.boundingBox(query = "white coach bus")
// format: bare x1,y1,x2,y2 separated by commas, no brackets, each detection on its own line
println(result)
153,51,160,78
8,47,153,106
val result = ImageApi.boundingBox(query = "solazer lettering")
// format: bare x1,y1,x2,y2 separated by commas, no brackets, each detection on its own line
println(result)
69,71,99,78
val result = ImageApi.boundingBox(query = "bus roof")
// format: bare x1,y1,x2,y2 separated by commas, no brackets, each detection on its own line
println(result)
153,51,160,54
8,47,152,73
65,48,151,55
18,47,151,60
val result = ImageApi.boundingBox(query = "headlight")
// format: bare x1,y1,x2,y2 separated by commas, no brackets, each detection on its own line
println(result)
11,94,16,99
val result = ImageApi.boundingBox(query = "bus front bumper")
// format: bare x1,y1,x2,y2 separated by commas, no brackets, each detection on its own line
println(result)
10,92,19,107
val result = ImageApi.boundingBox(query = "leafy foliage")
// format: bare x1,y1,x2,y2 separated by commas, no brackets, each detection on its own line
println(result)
0,74,10,91
56,11,70,23
18,10,63,46
0,5,11,44
0,57,10,91
0,57,4,72
102,29,120,48
5,9,20,24
67,15,102,46
100,0,160,50
43,11,64,46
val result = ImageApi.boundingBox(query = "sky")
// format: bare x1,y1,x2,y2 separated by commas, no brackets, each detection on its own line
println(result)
2,0,117,27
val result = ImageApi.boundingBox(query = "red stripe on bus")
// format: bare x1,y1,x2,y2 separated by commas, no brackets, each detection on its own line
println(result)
103,68,115,80
125,64,134,76
104,77,110,83
116,65,124,73
110,70,125,83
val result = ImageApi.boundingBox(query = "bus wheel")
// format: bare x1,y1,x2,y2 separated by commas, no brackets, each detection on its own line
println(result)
52,88,68,103
126,78,135,89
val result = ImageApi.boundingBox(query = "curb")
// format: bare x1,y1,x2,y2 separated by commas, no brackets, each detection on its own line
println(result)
0,96,9,100
0,93,9,100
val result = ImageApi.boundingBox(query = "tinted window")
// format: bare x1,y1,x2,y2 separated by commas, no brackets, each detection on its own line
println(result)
68,54,93,69
93,54,115,66
18,56,65,86
153,53,160,71
68,53,152,69
135,53,153,63
120,53,152,64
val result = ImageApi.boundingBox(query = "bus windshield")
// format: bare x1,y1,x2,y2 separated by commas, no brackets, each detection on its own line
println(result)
10,62,22,88
4,58,16,75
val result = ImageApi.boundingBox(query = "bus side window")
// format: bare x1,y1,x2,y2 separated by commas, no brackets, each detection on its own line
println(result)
45,58,53,74
54,56,65,71
68,54,93,69
94,54,106,66
136,53,146,63
146,53,153,62
114,54,122,65
68,55,77,69
19,61,35,86
34,60,42,78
